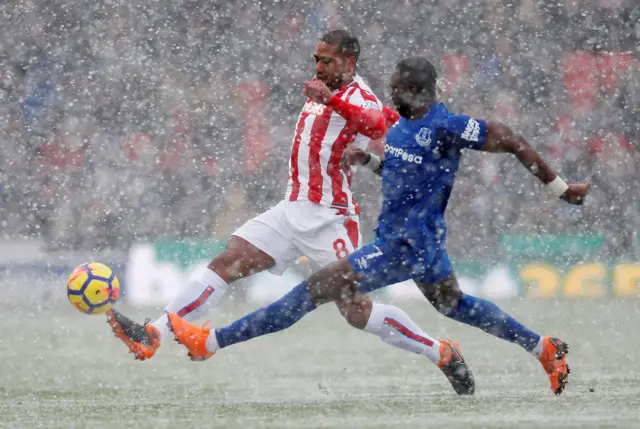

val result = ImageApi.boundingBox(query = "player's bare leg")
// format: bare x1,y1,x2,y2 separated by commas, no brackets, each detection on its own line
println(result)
107,236,275,360
168,256,475,395
335,295,372,328
153,236,276,337
417,274,570,395
335,295,444,363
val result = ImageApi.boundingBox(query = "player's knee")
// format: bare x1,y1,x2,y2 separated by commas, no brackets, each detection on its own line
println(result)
207,250,240,283
430,293,461,315
307,259,359,304
207,237,270,283
419,277,462,315
336,295,372,330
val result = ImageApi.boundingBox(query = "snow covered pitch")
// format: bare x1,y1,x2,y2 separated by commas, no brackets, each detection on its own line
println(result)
2,298,638,428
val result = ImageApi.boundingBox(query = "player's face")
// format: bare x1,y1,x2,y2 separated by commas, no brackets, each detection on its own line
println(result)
390,71,416,118
313,42,355,91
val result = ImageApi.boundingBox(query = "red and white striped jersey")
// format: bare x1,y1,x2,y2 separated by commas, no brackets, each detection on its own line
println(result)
285,75,382,214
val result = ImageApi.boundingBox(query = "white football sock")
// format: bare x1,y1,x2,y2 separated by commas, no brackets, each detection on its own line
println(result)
364,303,441,363
531,337,544,359
205,329,220,354
151,267,229,342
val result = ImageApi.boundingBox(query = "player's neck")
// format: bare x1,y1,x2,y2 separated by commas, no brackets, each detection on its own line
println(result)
407,107,429,120
407,102,434,120
334,76,354,92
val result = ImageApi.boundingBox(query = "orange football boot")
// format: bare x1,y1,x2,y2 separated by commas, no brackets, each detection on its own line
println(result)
437,339,475,395
106,309,161,360
538,336,570,395
167,312,215,361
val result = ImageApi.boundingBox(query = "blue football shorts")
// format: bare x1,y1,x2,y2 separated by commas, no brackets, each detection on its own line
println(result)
347,238,453,293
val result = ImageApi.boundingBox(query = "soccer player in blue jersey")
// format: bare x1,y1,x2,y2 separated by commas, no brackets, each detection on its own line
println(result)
168,57,590,395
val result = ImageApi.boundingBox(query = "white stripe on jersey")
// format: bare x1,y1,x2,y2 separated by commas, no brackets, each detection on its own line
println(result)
296,113,315,198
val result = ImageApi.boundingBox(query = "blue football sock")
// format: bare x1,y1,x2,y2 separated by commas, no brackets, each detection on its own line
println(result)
215,282,317,349
445,293,540,352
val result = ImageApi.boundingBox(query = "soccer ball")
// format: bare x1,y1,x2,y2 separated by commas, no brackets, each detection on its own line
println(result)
67,262,120,315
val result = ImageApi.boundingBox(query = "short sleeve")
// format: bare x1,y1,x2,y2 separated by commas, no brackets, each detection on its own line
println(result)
346,88,383,112
438,114,487,151
345,87,383,149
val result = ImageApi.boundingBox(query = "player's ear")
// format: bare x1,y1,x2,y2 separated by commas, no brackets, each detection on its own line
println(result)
347,55,356,73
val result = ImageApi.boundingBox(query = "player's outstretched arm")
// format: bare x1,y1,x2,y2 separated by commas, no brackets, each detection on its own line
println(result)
382,105,400,128
303,80,386,140
482,120,590,205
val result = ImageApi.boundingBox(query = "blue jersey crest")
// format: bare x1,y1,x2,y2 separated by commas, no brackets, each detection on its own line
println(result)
415,127,432,147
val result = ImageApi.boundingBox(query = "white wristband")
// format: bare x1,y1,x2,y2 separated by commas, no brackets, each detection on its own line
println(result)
548,176,569,198
362,153,382,172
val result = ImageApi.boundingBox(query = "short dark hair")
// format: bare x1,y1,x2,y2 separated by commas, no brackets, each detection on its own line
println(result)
396,57,438,99
320,29,360,62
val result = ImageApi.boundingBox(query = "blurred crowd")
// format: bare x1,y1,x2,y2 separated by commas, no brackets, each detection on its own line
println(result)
0,0,638,259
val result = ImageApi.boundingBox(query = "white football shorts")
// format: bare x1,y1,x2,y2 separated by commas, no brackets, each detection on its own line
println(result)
233,200,362,275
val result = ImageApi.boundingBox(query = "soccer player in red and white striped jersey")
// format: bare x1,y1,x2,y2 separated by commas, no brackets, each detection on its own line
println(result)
286,72,385,214
105,30,466,392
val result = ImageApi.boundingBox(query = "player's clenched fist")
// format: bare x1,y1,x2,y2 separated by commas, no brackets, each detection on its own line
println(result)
303,80,333,104
560,180,591,205
341,147,370,170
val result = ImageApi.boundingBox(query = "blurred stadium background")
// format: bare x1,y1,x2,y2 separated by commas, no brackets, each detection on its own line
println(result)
1,2,640,428
0,0,638,301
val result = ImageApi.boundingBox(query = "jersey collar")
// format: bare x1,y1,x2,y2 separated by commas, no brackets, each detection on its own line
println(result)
332,74,360,95
401,103,445,124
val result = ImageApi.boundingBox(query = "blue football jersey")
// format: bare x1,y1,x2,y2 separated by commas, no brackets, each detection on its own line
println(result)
376,103,488,250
